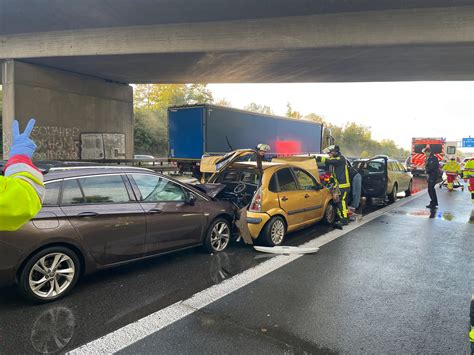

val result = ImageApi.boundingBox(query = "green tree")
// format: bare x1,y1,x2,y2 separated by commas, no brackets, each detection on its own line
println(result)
134,109,168,156
133,84,214,156
304,113,326,124
185,84,214,104
244,102,274,115
285,103,303,119
214,98,232,107
340,122,373,157
333,122,409,159
134,84,187,111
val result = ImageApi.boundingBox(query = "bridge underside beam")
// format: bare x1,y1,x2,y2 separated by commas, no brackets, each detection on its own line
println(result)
2,6,474,83
19,44,474,83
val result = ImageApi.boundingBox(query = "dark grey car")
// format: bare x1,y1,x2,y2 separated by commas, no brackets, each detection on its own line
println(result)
0,166,235,303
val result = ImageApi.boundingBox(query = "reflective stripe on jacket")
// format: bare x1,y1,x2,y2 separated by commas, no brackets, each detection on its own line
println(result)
320,155,351,189
463,159,474,179
442,161,461,174
0,155,45,231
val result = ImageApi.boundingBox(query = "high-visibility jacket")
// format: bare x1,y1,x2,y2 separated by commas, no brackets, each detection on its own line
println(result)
470,296,474,344
464,159,474,179
319,154,351,189
0,155,45,231
442,161,461,174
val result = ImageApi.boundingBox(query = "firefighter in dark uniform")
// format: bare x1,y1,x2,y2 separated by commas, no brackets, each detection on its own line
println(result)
423,147,439,208
317,145,351,228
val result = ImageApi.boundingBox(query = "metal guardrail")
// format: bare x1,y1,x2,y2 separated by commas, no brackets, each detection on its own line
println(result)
83,158,179,172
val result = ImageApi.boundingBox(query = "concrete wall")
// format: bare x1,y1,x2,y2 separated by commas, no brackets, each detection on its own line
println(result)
1,60,133,160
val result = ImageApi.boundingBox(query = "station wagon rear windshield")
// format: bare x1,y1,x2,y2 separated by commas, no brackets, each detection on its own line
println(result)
354,160,385,173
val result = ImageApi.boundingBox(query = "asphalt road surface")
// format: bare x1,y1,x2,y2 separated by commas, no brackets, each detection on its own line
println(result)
119,184,473,355
0,177,439,354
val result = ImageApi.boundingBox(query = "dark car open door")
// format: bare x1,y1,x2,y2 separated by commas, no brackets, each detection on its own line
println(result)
354,157,388,198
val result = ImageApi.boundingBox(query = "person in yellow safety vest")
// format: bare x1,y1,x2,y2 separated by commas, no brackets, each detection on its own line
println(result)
317,145,351,229
463,157,474,202
470,295,474,353
442,158,461,191
0,119,45,231
471,326,474,355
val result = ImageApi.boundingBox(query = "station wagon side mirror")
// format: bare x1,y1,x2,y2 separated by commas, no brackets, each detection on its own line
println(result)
186,192,196,206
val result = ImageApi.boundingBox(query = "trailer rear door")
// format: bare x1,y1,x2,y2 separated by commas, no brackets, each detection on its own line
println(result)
169,107,204,159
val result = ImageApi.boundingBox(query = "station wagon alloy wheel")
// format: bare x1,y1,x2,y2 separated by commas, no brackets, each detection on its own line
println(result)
210,221,231,252
28,253,76,299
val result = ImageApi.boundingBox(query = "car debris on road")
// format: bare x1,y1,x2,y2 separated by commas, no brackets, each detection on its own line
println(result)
253,246,320,254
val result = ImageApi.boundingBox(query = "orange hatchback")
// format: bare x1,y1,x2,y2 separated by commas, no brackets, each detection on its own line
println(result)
199,150,336,246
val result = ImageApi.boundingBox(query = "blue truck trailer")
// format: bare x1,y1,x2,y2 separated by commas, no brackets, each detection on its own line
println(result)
168,105,332,172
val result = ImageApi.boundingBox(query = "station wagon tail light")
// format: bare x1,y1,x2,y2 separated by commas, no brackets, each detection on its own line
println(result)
249,187,262,212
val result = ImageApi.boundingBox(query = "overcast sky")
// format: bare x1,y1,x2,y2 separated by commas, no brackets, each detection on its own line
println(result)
208,82,474,151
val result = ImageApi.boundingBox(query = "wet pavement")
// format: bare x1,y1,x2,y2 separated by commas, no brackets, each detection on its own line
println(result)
117,180,473,354
0,244,265,354
0,214,335,353
0,177,444,354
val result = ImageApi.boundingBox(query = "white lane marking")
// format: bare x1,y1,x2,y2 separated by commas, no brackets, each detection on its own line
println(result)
70,190,427,354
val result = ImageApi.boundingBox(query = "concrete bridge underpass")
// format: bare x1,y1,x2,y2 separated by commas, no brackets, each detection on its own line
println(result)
2,0,474,159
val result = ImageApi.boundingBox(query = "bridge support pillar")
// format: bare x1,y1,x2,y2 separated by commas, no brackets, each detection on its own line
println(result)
1,60,133,160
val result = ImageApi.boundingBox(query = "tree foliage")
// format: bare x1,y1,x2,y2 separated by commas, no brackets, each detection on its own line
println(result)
244,102,274,115
284,103,410,160
329,122,409,160
134,84,213,156
134,109,168,156
214,98,232,107
285,103,303,119
304,113,326,124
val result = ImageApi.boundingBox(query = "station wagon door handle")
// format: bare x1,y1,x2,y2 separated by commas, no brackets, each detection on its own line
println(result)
281,196,288,202
148,208,163,214
77,212,99,218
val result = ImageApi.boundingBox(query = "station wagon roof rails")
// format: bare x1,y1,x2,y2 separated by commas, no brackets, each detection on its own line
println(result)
46,166,153,172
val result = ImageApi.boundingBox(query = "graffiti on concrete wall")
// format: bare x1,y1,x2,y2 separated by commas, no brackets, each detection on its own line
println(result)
81,133,126,160
32,126,81,160
2,131,13,156
3,125,126,161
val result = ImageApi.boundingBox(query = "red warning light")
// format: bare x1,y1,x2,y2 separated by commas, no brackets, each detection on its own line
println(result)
275,140,301,155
